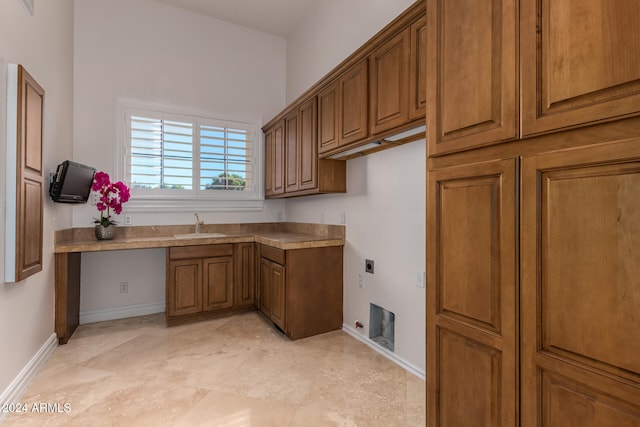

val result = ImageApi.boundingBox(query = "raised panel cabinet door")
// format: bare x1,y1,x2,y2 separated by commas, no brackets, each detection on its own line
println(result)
272,121,285,195
340,59,369,145
269,262,286,330
370,28,411,135
521,140,640,427
318,82,340,154
202,256,234,312
264,120,285,198
426,0,518,156
409,16,427,120
16,66,44,281
234,243,255,307
259,258,272,319
521,0,640,136
298,97,318,191
264,127,274,196
285,110,300,193
167,259,202,317
426,158,518,427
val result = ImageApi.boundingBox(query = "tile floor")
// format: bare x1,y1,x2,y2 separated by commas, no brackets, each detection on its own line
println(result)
3,312,425,426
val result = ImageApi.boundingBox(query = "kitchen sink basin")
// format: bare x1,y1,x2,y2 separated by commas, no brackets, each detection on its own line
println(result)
173,232,226,239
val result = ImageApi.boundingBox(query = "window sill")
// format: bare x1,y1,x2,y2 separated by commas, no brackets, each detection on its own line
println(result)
124,198,264,213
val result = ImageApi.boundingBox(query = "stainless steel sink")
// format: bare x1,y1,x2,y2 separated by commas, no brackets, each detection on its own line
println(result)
173,232,226,239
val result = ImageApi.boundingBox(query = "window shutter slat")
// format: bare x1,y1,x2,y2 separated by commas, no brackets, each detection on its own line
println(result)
127,111,256,195
199,124,251,191
130,115,193,190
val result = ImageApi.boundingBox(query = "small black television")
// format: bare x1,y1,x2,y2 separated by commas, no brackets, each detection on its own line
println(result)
49,160,96,203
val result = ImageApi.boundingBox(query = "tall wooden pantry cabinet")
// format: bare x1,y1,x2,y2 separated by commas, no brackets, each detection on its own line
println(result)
425,0,640,425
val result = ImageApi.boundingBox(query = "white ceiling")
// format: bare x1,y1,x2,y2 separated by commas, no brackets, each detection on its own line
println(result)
156,0,317,37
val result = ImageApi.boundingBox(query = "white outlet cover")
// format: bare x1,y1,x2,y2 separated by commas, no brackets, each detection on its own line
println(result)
417,271,426,288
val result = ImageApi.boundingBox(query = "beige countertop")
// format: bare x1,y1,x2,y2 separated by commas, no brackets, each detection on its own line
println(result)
54,222,345,253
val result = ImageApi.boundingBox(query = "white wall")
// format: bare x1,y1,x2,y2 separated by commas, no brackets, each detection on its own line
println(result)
73,0,288,227
285,0,425,372
286,0,415,102
0,0,74,399
73,0,287,316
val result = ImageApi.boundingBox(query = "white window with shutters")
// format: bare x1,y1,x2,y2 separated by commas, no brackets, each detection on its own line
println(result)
115,99,263,212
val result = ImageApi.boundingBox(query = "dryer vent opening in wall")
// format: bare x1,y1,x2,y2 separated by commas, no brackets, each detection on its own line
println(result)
369,303,395,352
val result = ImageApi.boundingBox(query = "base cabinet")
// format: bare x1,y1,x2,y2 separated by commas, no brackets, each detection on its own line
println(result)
259,244,343,340
202,256,234,312
234,242,256,308
260,257,286,330
167,258,203,317
166,244,238,320
166,241,343,340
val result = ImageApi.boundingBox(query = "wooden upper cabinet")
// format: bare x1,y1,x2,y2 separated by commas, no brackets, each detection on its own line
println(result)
264,128,273,195
520,140,640,427
427,158,518,427
268,1,425,164
318,60,369,154
370,14,426,136
339,59,369,146
285,111,299,193
317,59,368,154
427,0,518,156
521,0,640,136
370,28,411,134
298,98,318,191
318,83,340,154
264,120,285,197
409,16,427,120
286,97,317,193
266,97,343,198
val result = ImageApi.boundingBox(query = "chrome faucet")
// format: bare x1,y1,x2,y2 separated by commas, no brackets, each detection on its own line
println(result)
194,213,204,234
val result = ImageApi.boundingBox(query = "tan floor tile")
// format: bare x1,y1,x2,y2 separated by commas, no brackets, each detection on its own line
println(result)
175,390,298,427
3,312,425,426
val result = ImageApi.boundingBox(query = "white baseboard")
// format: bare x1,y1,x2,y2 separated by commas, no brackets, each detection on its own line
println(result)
0,333,57,423
342,323,425,381
80,301,165,324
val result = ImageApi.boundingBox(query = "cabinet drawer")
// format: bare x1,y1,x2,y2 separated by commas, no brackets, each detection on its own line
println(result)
260,245,285,265
169,244,233,260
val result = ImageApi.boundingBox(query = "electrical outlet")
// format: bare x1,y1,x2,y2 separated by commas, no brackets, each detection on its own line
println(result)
91,192,99,206
124,215,132,225
340,211,346,224
358,273,364,288
119,282,128,294
365,259,375,274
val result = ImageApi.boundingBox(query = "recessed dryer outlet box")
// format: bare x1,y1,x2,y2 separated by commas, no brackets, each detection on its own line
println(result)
365,259,374,274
